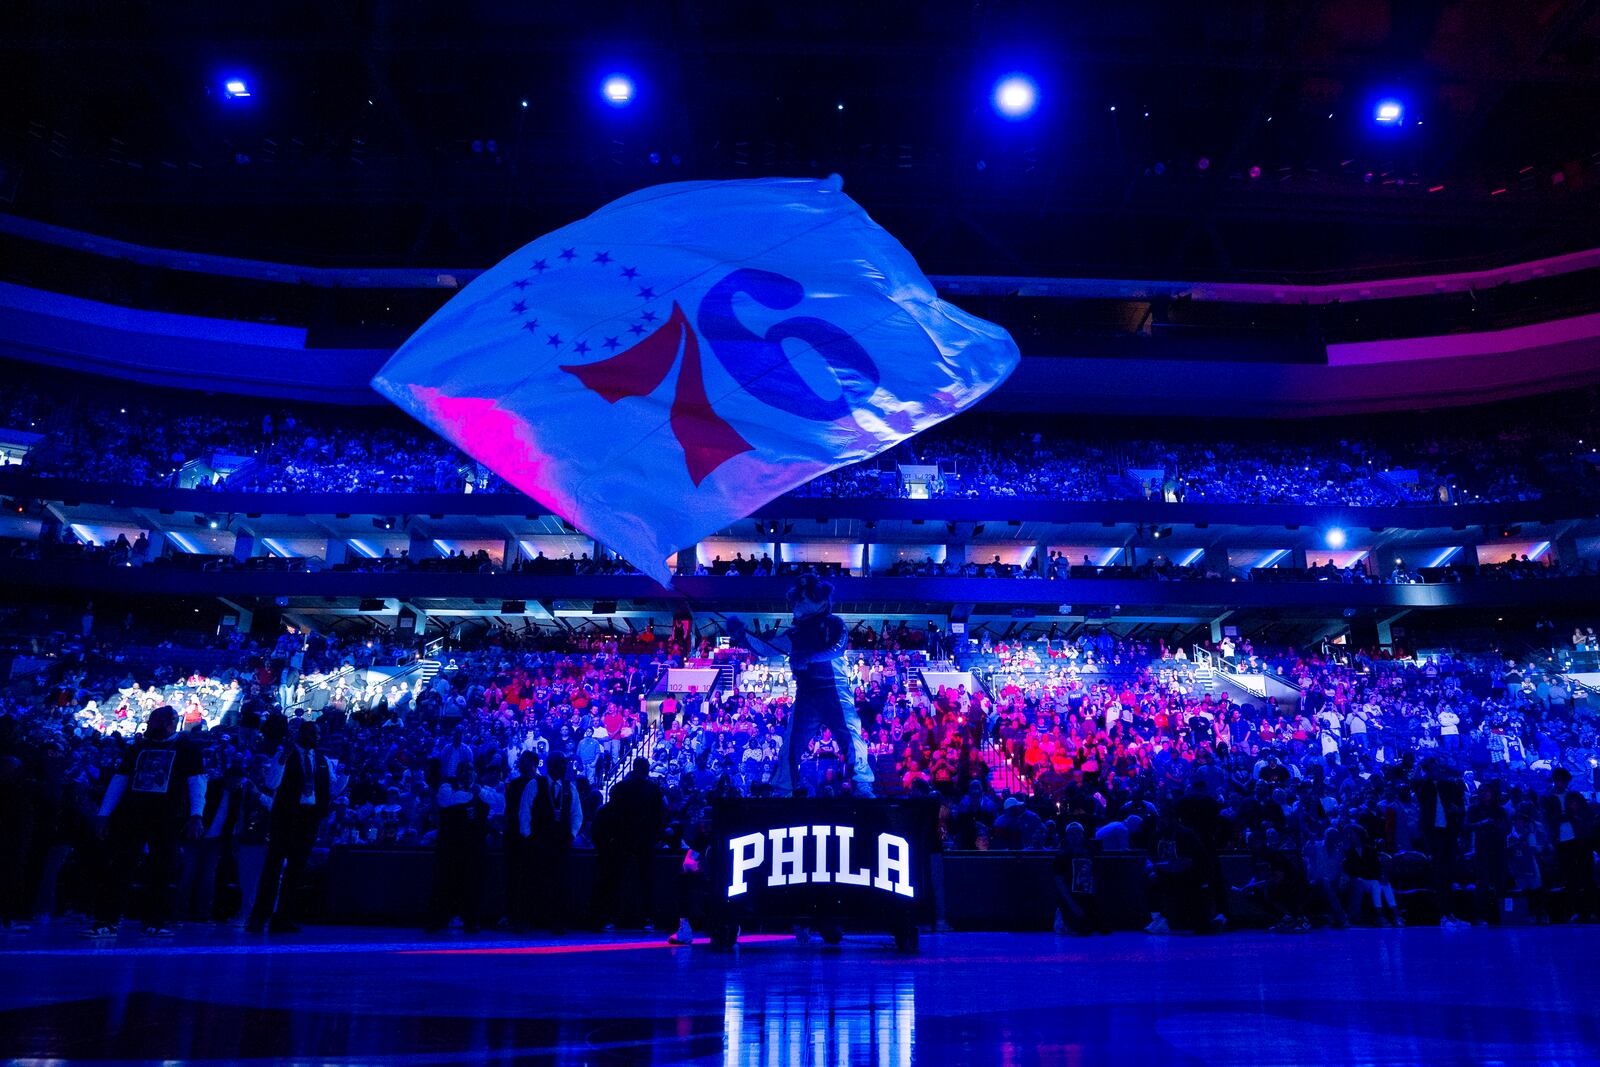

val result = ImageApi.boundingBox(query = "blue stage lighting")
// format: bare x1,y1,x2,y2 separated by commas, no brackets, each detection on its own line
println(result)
601,74,636,108
1325,528,1348,549
1374,99,1403,125
991,75,1038,120
223,78,251,99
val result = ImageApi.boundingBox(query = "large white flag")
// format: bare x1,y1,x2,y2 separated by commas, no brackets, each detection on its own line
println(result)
372,175,1018,584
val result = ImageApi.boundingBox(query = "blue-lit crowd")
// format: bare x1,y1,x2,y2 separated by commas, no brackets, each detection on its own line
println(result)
4,377,1594,506
0,619,1595,937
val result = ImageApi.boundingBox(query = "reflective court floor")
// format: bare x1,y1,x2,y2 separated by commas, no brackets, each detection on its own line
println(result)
1,924,1598,1066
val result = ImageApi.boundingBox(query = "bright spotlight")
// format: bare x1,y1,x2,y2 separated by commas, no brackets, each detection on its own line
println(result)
991,75,1038,120
222,78,251,99
1374,99,1404,125
1325,528,1347,549
601,74,636,108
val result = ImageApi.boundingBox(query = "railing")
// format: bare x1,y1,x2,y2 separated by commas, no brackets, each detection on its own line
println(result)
1193,645,1269,699
964,667,1030,795
281,664,363,713
980,734,1031,795
598,722,658,801
282,634,446,713
592,659,674,799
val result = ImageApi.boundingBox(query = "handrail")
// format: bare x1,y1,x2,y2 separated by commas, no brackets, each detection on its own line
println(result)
598,723,658,801
1193,644,1269,699
281,663,362,713
282,635,446,713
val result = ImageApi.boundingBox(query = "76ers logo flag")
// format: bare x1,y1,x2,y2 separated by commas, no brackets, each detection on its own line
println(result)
372,176,1019,584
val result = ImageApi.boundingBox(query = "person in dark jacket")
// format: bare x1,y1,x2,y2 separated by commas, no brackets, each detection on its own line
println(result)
502,751,538,932
180,758,247,923
602,756,666,929
427,763,491,933
1469,780,1510,925
249,720,334,934
1543,767,1595,922
1342,824,1403,926
1412,758,1467,927
526,754,581,933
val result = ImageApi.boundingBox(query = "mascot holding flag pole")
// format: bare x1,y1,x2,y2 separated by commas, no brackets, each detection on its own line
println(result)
726,573,874,799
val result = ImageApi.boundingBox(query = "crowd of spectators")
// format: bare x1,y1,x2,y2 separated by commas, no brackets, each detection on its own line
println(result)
792,413,1597,506
0,617,1596,938
1,374,1596,507
976,633,1599,930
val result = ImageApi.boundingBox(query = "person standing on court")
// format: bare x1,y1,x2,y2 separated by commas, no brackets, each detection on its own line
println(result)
248,720,334,934
603,756,666,929
86,705,206,938
428,763,491,933
502,750,538,932
526,753,582,933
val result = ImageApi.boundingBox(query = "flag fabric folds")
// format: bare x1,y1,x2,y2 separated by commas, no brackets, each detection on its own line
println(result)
372,175,1019,585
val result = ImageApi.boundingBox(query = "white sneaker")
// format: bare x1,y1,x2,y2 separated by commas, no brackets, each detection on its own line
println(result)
667,920,694,945
1053,909,1068,935
1144,914,1170,935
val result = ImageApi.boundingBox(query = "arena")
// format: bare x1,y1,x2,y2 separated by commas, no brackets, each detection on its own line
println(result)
3,3,1600,1064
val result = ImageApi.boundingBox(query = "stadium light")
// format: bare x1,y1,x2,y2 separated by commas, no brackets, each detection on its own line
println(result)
1325,528,1347,549
222,78,251,99
991,74,1039,120
601,74,636,108
1374,99,1404,126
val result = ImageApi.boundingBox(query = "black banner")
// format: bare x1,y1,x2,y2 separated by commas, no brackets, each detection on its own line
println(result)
706,797,938,935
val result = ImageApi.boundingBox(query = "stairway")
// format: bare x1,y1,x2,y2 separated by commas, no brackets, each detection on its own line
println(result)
981,737,1031,796
599,725,658,802
414,658,442,687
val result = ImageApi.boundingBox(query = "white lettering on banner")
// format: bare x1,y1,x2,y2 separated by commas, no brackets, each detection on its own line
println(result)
728,832,765,898
726,825,914,899
768,826,808,887
832,826,872,887
874,833,915,898
809,825,833,884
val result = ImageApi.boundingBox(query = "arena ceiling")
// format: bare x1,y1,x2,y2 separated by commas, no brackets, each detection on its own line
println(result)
4,1,1600,278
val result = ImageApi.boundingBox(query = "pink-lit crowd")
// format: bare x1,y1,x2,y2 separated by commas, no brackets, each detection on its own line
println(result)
0,622,1596,935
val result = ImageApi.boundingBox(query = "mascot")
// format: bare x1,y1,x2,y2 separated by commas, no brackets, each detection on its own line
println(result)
726,573,875,798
